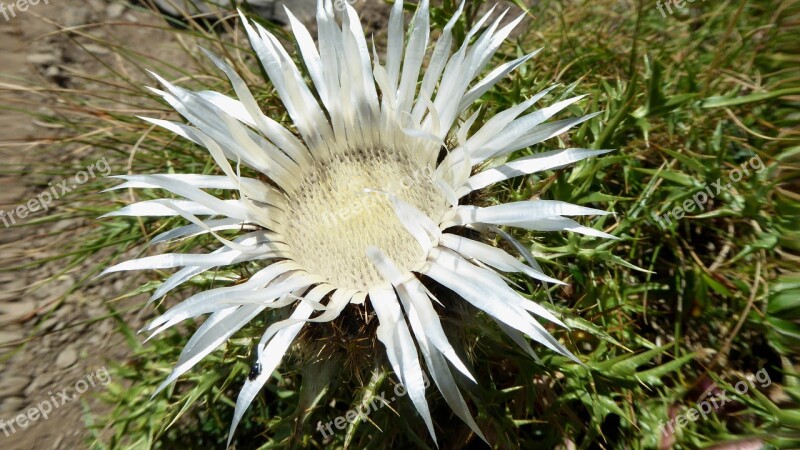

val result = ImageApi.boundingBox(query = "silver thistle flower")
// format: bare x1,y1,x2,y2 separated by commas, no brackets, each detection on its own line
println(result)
102,0,615,444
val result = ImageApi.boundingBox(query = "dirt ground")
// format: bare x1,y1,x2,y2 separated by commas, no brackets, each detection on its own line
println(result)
0,3,167,449
0,1,392,449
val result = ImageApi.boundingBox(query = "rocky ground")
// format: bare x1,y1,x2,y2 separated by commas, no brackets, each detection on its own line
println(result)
0,1,393,449
0,4,168,448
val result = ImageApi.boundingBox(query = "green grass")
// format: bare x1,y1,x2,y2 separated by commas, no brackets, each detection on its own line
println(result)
3,0,798,448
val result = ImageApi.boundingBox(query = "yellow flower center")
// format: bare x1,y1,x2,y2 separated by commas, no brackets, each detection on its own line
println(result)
283,146,445,291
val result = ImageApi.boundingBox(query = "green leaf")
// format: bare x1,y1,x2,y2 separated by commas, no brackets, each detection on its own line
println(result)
701,87,800,108
635,167,700,187
635,352,694,386
769,290,800,317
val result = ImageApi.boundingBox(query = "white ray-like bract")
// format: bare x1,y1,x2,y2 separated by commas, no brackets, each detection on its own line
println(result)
104,0,616,445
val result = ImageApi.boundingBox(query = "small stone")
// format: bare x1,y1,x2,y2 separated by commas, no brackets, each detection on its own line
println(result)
0,396,27,414
83,44,111,55
0,290,20,303
26,53,58,65
39,316,59,332
44,65,61,79
55,346,78,369
25,374,52,397
0,331,21,346
150,0,317,25
107,3,126,19
0,301,36,321
32,275,74,301
63,8,92,28
0,376,30,398
51,218,79,234
87,334,103,347
0,273,16,283
41,334,55,349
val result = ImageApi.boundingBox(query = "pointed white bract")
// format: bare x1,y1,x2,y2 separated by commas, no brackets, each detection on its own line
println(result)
105,0,616,444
